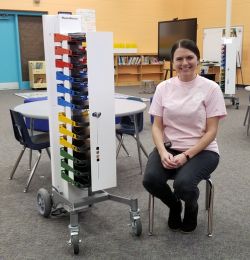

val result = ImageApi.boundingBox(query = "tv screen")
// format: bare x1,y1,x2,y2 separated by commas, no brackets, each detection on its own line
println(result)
158,18,197,61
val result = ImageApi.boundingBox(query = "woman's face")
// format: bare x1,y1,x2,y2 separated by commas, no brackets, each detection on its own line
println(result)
172,47,198,82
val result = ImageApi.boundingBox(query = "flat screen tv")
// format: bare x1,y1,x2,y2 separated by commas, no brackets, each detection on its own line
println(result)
158,18,197,61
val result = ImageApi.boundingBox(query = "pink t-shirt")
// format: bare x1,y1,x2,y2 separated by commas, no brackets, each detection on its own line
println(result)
149,75,227,154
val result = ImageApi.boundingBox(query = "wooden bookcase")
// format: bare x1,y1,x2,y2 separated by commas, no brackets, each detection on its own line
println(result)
28,61,47,89
114,53,164,86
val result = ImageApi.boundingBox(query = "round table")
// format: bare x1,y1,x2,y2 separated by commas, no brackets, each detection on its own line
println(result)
14,99,147,119
14,98,148,173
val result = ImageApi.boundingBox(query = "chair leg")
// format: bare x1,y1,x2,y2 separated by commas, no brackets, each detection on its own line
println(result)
24,150,42,193
243,106,249,126
9,146,26,180
132,135,149,158
148,194,154,236
119,135,130,156
46,147,51,159
116,134,130,158
139,142,149,158
206,179,214,237
28,149,32,171
137,142,143,174
247,107,250,136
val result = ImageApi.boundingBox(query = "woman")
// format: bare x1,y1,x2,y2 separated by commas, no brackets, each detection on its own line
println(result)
143,39,227,233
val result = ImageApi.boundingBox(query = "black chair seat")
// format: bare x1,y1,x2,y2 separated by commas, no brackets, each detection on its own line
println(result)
30,133,50,149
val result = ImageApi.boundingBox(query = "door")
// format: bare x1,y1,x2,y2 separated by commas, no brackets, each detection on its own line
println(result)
0,14,19,89
18,15,45,85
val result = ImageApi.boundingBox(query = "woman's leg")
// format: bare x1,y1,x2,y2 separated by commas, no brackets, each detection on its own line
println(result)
143,148,177,208
173,150,220,232
143,148,182,230
173,150,219,203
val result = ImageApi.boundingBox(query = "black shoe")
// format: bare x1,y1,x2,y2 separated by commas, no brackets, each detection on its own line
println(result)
168,200,182,231
181,203,198,233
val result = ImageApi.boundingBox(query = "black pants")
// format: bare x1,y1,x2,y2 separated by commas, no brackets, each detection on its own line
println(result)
143,148,220,208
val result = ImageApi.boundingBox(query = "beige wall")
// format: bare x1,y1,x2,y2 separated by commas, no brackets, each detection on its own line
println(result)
181,0,250,84
1,0,250,83
0,0,181,53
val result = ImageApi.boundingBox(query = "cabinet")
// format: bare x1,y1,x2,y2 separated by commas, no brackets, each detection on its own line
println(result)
28,61,47,89
114,53,164,86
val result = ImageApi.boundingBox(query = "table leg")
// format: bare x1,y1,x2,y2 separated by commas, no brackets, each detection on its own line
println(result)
28,118,34,170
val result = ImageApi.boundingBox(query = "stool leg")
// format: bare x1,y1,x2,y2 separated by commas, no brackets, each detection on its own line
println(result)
206,179,214,237
205,180,210,210
148,194,154,236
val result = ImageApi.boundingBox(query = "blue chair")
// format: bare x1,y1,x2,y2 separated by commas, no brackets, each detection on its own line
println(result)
150,97,154,124
24,97,49,132
9,110,50,192
116,97,148,174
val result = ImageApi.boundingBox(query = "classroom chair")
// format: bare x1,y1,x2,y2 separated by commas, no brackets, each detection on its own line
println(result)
9,110,50,192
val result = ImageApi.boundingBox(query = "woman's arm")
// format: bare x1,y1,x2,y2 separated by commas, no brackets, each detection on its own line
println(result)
152,116,177,169
174,116,220,167
185,116,219,158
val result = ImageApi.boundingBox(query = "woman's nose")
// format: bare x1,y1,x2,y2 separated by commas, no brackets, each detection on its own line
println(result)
182,58,188,65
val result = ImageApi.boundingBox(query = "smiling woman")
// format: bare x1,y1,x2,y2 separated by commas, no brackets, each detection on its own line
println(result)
143,39,227,234
171,39,200,82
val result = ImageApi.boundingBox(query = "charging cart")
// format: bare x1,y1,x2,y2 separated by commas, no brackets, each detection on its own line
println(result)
37,15,142,255
220,38,239,109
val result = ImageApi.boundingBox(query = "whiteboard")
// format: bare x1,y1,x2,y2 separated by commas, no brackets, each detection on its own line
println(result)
203,26,243,67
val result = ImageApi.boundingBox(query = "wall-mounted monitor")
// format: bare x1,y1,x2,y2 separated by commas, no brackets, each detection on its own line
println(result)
158,18,197,61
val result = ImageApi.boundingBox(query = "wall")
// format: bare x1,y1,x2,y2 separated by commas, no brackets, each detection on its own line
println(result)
1,0,250,83
0,0,181,53
181,0,250,84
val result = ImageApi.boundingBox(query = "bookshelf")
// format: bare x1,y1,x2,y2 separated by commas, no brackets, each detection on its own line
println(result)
114,53,164,86
28,61,47,89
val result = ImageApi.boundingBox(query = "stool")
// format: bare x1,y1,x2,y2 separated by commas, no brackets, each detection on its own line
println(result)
148,178,214,237
140,80,155,94
243,86,250,135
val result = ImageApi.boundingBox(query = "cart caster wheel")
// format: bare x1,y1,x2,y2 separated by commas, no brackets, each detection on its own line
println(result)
71,234,80,255
37,188,52,218
131,218,142,236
